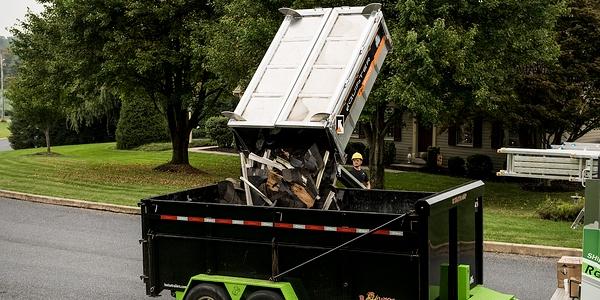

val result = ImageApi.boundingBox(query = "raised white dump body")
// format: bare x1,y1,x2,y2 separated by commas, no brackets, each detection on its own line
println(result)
227,4,392,157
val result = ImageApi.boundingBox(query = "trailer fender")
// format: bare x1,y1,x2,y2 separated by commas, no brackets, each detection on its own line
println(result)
177,274,299,300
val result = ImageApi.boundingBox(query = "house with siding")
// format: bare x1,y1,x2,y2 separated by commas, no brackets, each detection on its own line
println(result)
576,129,600,143
393,113,510,171
351,112,600,171
353,112,522,171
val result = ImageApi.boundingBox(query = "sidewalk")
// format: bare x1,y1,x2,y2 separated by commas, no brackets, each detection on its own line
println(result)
0,188,582,258
189,145,238,156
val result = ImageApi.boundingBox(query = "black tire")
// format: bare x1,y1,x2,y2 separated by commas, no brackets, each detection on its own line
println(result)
246,290,284,300
184,283,231,300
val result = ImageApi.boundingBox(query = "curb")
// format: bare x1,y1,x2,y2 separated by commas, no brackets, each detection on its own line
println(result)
0,189,140,215
0,189,582,258
484,241,581,258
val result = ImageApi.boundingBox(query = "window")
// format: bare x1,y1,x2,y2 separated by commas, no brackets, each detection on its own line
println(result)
456,122,474,146
505,128,520,147
449,118,482,148
393,115,402,142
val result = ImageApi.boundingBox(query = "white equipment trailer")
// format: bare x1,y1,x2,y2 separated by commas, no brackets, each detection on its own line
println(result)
497,143,600,300
497,143,600,183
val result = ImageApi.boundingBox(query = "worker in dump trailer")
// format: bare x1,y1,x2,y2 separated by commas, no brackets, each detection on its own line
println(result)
350,152,371,189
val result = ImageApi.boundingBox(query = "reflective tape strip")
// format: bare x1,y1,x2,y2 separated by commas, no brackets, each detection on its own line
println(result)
159,215,403,236
244,220,261,226
160,215,178,221
275,223,293,229
306,225,324,231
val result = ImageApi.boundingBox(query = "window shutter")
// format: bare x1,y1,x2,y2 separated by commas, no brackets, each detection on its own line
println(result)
394,115,402,142
473,118,483,148
491,122,504,149
448,125,457,146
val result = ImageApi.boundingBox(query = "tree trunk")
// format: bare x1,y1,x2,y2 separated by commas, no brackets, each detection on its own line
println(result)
166,105,191,165
170,126,190,164
551,129,564,145
44,127,51,154
365,102,387,189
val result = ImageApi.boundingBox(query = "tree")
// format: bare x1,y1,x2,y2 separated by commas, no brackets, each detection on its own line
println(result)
8,78,64,154
12,0,228,170
362,0,566,187
202,0,566,188
515,0,600,147
8,11,64,154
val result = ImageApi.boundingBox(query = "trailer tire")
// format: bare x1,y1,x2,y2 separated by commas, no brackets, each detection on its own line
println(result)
185,283,231,300
246,290,284,300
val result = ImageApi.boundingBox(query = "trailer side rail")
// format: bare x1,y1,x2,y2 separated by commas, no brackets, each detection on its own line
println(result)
497,147,600,183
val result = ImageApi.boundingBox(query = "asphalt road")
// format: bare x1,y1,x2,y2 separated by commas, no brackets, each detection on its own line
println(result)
0,197,559,300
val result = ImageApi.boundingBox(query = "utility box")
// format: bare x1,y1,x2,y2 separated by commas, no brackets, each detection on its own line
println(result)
557,256,582,288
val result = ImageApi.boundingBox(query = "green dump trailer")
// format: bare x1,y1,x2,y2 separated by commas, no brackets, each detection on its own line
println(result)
140,181,516,300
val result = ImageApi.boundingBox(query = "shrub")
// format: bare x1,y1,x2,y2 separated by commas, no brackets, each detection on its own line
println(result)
466,154,493,179
448,156,466,176
536,197,584,221
426,146,440,171
116,94,169,150
345,141,369,164
204,116,233,148
191,127,205,139
383,141,396,166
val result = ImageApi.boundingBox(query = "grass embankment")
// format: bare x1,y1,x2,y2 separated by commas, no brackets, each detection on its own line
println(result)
0,143,239,206
0,143,583,247
0,121,9,138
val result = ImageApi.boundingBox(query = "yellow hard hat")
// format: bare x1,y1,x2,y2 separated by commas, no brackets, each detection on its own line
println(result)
352,152,363,160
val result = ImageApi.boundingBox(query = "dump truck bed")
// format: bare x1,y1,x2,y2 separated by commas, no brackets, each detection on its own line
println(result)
140,181,486,300
227,4,392,159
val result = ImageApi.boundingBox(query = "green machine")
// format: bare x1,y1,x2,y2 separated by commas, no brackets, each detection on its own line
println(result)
582,180,600,299
499,143,600,299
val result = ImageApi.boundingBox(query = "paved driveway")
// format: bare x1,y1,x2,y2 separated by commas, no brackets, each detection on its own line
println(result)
0,139,11,151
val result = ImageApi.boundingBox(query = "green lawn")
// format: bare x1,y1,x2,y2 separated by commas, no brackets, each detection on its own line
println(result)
0,142,584,248
0,121,9,138
384,172,583,248
0,142,239,206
